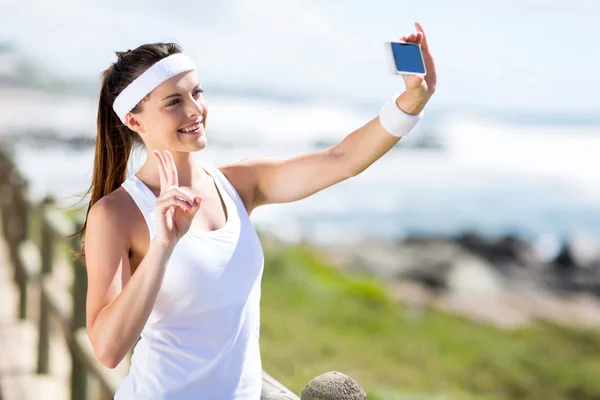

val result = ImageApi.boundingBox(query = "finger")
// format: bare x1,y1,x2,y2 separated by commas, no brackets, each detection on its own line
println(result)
186,196,203,217
415,32,423,45
176,187,201,206
153,150,169,193
161,150,174,187
163,187,196,206
155,196,193,212
407,34,419,44
164,150,179,187
156,192,194,210
415,23,436,82
415,22,429,51
403,75,424,89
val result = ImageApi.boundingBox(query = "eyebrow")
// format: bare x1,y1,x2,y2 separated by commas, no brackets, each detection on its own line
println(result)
161,84,201,101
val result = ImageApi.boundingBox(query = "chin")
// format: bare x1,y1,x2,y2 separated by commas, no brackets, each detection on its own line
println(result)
188,135,207,152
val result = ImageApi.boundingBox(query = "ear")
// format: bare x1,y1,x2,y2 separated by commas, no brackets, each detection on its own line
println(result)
125,112,145,134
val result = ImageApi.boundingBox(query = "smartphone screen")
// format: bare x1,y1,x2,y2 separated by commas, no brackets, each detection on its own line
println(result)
391,42,425,74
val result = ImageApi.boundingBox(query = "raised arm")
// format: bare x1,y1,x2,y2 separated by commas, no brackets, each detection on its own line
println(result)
223,22,437,211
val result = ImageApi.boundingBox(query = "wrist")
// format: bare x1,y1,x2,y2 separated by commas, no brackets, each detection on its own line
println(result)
150,236,177,254
395,89,431,116
378,94,424,138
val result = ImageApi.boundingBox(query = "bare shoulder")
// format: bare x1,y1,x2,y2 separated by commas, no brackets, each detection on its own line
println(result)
84,187,141,337
218,157,275,214
86,187,138,243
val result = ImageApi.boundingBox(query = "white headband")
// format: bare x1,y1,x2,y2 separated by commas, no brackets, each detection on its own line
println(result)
112,53,197,124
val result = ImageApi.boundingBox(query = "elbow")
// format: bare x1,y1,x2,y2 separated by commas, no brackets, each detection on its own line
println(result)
98,352,120,370
329,146,362,179
95,342,121,369
89,328,122,369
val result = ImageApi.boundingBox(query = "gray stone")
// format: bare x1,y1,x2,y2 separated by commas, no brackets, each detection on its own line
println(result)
300,371,366,400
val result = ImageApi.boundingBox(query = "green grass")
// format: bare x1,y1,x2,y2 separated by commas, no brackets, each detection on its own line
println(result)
259,240,600,400
25,205,600,399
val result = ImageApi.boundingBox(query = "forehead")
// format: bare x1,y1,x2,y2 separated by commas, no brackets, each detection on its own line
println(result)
150,70,199,99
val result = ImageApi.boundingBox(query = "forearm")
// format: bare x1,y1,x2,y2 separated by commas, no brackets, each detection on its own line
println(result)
249,23,437,206
89,240,175,368
337,88,431,176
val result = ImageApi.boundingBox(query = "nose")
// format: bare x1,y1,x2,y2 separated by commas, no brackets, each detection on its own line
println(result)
186,97,203,119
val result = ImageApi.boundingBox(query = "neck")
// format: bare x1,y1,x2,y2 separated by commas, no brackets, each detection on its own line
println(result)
137,149,207,189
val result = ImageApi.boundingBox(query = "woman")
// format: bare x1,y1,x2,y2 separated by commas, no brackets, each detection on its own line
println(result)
82,22,436,399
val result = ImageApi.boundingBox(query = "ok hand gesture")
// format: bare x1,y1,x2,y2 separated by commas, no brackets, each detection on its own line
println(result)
153,150,202,246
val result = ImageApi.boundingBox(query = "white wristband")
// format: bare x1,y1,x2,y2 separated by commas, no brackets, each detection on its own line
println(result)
378,95,423,137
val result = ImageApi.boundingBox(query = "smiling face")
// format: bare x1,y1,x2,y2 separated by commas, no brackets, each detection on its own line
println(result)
125,70,208,153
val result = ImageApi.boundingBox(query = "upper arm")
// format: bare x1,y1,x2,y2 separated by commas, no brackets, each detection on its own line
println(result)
220,147,352,212
219,116,397,211
84,196,132,336
252,149,350,207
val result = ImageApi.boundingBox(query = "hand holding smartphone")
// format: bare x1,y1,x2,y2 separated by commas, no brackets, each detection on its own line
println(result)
384,41,426,76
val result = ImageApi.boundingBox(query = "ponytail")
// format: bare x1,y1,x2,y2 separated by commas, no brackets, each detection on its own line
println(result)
92,69,135,209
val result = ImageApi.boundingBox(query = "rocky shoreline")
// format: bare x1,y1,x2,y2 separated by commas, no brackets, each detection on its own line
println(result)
318,231,600,329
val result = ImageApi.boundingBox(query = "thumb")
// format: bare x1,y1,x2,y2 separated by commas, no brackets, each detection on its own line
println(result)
188,196,203,216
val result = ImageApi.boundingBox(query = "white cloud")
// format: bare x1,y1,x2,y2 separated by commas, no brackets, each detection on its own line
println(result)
229,0,346,43
2,0,600,111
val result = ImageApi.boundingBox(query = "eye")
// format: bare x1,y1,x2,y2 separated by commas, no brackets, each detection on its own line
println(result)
166,89,203,107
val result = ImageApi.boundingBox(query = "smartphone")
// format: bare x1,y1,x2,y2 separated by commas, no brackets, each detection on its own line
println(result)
384,41,426,76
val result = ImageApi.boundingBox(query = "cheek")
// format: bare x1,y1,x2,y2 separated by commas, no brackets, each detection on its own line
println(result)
145,112,180,137
160,109,184,130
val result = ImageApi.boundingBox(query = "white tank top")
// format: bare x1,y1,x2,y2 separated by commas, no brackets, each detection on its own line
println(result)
114,163,265,400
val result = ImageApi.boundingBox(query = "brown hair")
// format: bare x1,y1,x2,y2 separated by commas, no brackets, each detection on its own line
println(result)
77,42,183,255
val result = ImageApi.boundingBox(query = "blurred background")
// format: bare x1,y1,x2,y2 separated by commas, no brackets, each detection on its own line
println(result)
1,0,600,399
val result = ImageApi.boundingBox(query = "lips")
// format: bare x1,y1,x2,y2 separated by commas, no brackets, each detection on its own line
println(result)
177,119,203,134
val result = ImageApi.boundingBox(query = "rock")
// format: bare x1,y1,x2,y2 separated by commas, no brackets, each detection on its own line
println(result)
393,238,464,291
533,233,562,263
317,232,600,330
456,232,541,269
300,371,366,400
435,292,532,329
446,254,504,296
554,231,600,270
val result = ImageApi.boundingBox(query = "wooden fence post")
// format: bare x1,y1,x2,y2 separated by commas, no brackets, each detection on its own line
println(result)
0,151,11,246
10,168,30,320
71,218,89,400
37,198,56,374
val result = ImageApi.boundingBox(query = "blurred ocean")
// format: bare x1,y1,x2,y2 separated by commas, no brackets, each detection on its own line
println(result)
1,0,599,246
2,86,599,248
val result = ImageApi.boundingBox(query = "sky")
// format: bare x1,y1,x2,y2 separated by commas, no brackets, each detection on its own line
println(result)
1,0,599,113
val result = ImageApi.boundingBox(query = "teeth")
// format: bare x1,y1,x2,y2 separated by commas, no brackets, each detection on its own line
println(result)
179,123,201,133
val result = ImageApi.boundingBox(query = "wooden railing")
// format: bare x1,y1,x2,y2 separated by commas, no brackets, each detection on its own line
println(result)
0,147,367,400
